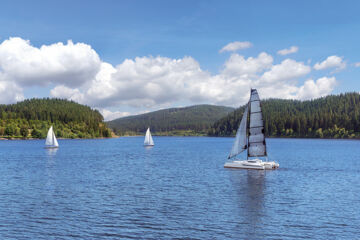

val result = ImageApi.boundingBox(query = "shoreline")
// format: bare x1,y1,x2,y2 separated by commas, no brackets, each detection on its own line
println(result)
0,136,119,140
2,135,359,141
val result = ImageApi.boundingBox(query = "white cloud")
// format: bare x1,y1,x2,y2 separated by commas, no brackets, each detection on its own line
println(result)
219,41,252,53
99,109,131,121
261,59,311,84
0,37,101,87
0,80,24,104
50,85,84,103
49,53,331,109
314,55,346,71
80,56,211,108
354,62,360,67
222,52,273,76
297,77,337,99
277,46,298,55
0,37,341,115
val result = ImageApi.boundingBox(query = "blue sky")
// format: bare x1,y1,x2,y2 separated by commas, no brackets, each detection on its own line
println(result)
0,0,359,120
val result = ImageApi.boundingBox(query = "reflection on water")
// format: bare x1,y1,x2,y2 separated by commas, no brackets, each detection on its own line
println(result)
230,170,266,238
144,146,154,150
46,147,58,156
45,147,58,197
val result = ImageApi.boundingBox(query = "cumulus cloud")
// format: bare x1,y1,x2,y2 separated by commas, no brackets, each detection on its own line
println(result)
354,62,360,67
297,77,337,99
0,37,341,115
261,59,311,84
277,46,298,55
222,52,273,76
219,41,252,53
50,85,84,103
46,52,333,108
314,55,346,71
99,109,131,121
0,79,24,104
0,37,101,87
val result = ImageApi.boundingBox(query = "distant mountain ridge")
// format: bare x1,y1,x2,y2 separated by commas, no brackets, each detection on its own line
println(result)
107,104,234,136
209,92,360,139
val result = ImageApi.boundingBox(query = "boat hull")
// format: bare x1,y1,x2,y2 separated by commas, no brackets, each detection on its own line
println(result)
224,159,279,170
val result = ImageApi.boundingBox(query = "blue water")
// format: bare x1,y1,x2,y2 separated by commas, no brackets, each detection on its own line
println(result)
0,137,359,239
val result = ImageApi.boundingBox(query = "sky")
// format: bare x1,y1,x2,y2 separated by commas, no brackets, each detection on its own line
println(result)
0,0,360,120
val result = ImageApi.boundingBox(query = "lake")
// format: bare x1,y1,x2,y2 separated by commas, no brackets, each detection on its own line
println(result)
0,137,359,239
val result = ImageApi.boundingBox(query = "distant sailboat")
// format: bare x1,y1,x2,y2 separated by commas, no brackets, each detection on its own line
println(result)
144,127,154,146
224,89,279,170
45,126,59,148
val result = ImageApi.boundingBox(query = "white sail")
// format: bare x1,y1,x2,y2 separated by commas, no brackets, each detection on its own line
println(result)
144,128,154,146
53,130,59,147
228,106,248,159
45,126,59,148
248,89,266,157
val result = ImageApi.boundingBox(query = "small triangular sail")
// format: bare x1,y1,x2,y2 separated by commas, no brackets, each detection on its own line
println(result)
53,130,59,147
248,89,266,157
228,106,248,159
45,126,59,147
144,128,154,146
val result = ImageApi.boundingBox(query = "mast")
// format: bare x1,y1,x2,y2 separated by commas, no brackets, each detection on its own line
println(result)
247,91,251,160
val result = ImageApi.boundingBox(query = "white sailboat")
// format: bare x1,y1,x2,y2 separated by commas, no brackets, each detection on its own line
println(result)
144,127,154,146
224,89,279,170
45,126,59,148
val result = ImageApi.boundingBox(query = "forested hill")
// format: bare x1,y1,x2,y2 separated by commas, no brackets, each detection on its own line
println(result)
107,105,234,136
0,98,112,139
208,92,360,139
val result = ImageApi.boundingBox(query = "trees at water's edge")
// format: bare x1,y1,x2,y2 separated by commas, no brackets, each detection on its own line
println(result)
0,98,112,139
208,93,360,139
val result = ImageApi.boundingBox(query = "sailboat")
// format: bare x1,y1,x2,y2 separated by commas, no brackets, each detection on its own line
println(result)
144,127,154,146
45,126,59,148
224,89,279,170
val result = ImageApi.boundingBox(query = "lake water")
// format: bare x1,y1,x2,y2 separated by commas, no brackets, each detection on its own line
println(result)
0,137,359,239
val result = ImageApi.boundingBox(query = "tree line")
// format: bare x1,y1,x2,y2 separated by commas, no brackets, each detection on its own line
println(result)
208,92,360,139
0,98,112,139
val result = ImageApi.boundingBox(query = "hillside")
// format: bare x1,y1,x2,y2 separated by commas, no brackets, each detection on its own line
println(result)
107,105,234,136
208,92,360,139
0,98,112,139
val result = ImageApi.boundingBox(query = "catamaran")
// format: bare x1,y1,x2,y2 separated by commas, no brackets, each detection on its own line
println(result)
144,127,154,146
224,89,279,170
45,126,59,148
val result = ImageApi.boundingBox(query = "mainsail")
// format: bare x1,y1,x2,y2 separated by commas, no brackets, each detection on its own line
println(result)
228,106,248,159
144,128,154,146
248,89,266,157
45,126,59,148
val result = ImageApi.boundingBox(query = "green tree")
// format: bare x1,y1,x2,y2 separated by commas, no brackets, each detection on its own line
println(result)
20,126,28,138
5,125,15,136
31,128,42,138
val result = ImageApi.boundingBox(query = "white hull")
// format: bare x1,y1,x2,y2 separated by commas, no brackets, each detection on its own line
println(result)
224,159,279,170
